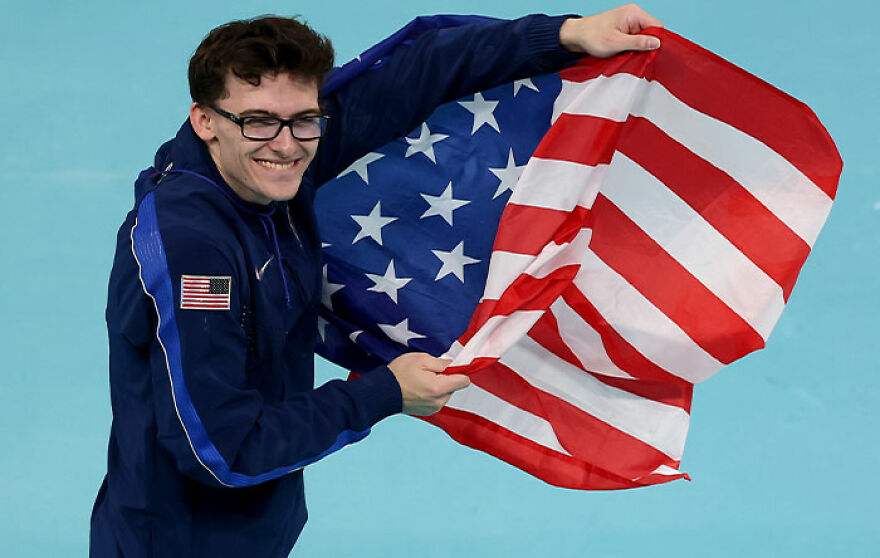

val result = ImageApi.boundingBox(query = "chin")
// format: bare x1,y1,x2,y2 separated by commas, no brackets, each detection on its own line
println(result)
266,183,302,202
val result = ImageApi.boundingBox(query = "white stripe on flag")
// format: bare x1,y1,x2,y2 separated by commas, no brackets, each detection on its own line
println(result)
482,228,592,301
575,249,724,383
548,297,634,379
651,464,683,476
510,159,607,211
500,335,690,460
445,383,570,454
450,310,544,366
552,73,636,123
556,73,833,246
603,152,786,341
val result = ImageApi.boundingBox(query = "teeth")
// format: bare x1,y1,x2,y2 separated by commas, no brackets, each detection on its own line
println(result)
256,159,295,170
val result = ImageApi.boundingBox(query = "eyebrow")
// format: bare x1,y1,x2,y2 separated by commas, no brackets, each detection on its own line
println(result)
238,108,324,118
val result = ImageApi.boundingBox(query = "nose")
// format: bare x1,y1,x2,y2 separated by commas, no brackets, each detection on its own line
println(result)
268,124,302,155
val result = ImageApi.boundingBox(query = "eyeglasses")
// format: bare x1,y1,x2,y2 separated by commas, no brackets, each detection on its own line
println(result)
211,106,329,141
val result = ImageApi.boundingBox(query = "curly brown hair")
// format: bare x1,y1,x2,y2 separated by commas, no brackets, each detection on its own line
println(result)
188,16,335,106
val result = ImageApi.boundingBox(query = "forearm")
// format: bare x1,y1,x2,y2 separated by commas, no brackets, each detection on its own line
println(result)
154,357,401,487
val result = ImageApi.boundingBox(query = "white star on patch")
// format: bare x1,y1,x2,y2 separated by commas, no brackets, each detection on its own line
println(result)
379,318,426,346
458,92,500,134
489,149,526,199
420,181,470,226
513,78,539,97
405,123,448,163
339,152,384,185
351,201,397,245
432,241,480,282
366,260,411,303
321,265,344,309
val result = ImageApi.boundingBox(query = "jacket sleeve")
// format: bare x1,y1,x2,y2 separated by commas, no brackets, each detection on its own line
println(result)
312,14,580,184
127,191,401,488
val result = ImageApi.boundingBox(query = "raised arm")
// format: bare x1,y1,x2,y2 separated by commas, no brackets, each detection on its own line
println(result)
312,5,662,184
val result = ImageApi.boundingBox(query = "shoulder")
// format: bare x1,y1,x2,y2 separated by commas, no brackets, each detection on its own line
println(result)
130,176,245,275
137,173,241,253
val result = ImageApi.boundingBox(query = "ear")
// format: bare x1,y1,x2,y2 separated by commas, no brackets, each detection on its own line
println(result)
189,103,216,143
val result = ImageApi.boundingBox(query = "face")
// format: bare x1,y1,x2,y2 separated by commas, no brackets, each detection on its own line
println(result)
190,72,320,205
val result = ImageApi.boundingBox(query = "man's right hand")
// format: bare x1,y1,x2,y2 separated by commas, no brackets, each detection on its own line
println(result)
387,353,470,416
559,4,663,58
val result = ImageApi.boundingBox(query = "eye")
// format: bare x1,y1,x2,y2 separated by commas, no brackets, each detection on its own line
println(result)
243,116,281,128
292,115,325,131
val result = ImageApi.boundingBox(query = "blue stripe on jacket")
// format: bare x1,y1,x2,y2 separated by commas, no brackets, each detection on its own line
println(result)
131,191,369,488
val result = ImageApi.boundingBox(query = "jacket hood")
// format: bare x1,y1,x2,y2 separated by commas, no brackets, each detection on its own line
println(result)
133,119,272,216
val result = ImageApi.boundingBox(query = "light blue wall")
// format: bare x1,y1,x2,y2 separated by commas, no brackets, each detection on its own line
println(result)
0,1,875,556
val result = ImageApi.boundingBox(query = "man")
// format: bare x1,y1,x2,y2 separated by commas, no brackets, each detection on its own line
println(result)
90,5,662,556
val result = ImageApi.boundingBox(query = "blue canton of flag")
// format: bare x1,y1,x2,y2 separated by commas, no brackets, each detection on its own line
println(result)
315,74,560,367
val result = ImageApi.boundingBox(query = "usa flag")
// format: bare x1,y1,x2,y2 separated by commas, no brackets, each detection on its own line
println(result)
315,26,841,489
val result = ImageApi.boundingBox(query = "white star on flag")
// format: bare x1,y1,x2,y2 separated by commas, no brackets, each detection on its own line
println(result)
458,92,500,134
405,123,449,163
431,241,480,282
420,181,470,226
366,260,412,303
378,318,426,346
340,152,385,184
488,149,526,199
512,77,539,96
321,264,345,309
351,201,397,245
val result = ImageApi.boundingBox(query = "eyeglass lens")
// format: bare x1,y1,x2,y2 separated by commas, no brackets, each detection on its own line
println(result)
242,116,323,140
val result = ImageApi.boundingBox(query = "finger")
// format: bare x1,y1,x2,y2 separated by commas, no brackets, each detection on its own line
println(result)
421,356,452,373
437,373,471,393
633,10,663,30
623,5,664,31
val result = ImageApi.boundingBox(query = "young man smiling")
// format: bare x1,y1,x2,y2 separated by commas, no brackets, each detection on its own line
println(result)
192,74,321,204
91,6,662,557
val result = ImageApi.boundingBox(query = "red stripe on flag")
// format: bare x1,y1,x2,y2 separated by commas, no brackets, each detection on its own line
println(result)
523,310,584,371
619,116,811,299
462,361,682,481
560,30,841,199
527,310,694,412
533,114,619,166
494,204,590,255
352,370,685,490
425,407,645,490
590,194,765,364
456,266,579,346
560,286,695,410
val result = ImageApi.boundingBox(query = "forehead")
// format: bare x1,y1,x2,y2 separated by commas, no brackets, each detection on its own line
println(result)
220,71,319,114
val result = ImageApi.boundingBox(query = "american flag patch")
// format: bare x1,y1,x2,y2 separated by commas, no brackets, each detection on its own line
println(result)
180,275,231,310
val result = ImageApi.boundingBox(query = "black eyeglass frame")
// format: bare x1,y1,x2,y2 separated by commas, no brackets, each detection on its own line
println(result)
210,105,329,141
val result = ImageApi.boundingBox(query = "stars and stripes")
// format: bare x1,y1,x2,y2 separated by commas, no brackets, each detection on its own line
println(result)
180,275,231,310
315,28,841,490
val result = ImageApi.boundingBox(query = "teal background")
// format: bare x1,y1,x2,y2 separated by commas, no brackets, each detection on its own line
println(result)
1,1,876,556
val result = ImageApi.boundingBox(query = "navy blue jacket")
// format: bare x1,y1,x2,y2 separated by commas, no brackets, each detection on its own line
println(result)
91,15,576,557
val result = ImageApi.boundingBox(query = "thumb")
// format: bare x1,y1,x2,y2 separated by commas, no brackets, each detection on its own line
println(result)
622,33,661,52
436,373,471,393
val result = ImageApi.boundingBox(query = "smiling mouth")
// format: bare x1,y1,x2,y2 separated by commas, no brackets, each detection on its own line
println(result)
254,158,298,170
